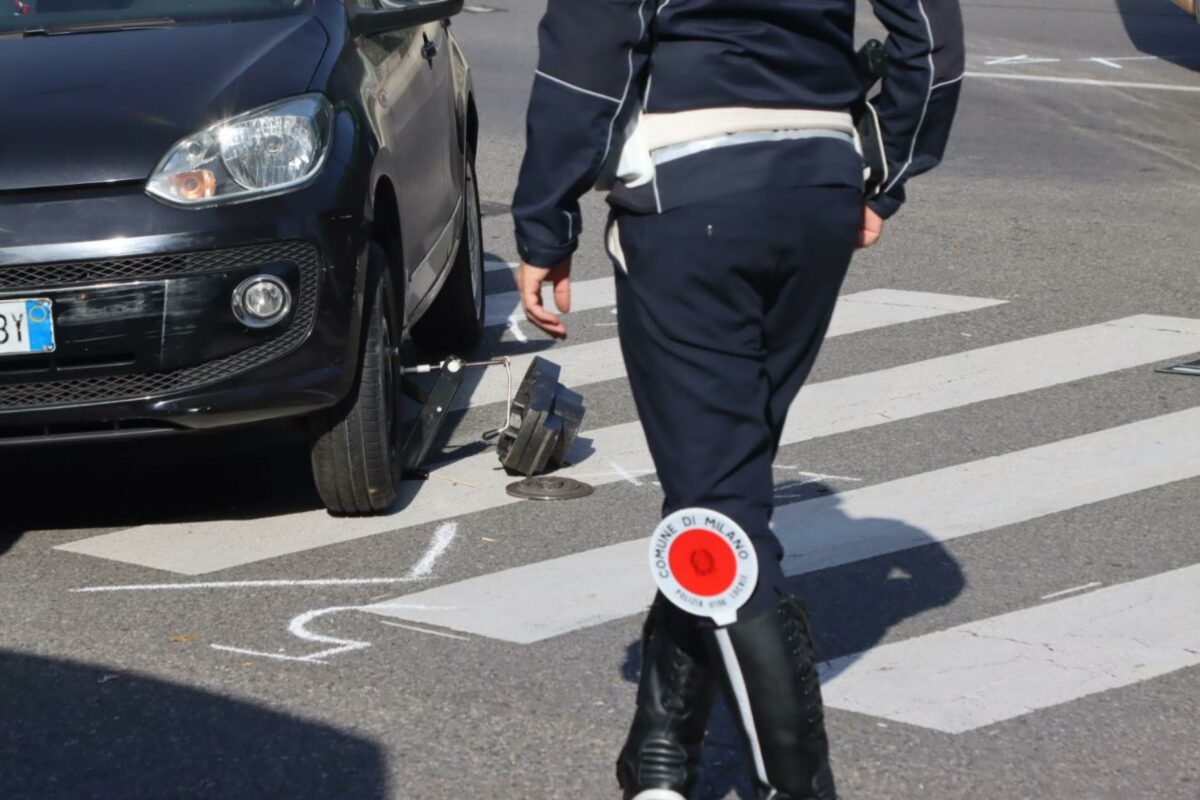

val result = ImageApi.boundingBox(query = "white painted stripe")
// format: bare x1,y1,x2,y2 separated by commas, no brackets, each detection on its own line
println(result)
364,406,1200,642
882,0,937,195
379,620,471,641
982,55,1060,66
966,72,1200,93
1040,581,1102,601
533,70,622,105
459,289,1008,410
484,277,615,328
484,259,515,273
54,315,1200,574
70,577,420,593
819,564,1200,733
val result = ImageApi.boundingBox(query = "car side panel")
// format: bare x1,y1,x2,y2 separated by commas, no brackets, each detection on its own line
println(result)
374,22,461,322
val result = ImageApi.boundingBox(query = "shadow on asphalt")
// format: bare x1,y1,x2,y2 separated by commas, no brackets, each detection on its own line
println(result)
3,328,554,537
1114,0,1200,71
0,650,387,799
619,484,966,800
2,429,324,536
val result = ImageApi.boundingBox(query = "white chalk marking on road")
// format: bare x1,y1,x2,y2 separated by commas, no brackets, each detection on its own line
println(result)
1088,57,1122,70
213,605,370,664
379,620,472,641
55,315,1200,574
611,462,645,487
203,525,458,663
72,523,457,593
1040,581,1103,601
367,407,1200,642
212,600,455,664
983,55,1061,66
408,523,458,578
507,318,528,342
819,564,1200,733
485,277,615,328
773,467,863,483
210,645,326,664
568,468,656,482
70,577,421,593
455,289,1008,410
966,72,1200,93
484,258,515,273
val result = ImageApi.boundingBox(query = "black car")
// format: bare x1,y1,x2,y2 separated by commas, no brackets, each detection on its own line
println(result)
0,0,485,514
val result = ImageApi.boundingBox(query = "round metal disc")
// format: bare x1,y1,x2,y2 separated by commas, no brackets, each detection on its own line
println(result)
506,476,595,501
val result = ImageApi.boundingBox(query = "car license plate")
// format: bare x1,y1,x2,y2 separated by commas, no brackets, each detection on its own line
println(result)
0,298,55,357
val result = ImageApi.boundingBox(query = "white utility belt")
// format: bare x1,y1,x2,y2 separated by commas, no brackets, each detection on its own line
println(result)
609,107,859,189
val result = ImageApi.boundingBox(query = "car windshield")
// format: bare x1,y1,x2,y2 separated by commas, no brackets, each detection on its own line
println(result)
4,0,309,34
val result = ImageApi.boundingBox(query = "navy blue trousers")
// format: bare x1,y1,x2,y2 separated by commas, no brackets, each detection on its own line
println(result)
611,180,861,619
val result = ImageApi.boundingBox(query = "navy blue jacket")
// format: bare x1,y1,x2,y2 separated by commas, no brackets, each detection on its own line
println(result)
513,0,965,267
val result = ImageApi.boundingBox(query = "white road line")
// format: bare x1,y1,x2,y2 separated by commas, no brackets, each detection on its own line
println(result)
456,289,1009,411
72,523,457,592
966,71,1200,93
484,277,615,328
819,564,1200,733
379,620,472,641
484,259,515,273
1040,581,1103,601
365,407,1200,642
54,315,1200,575
983,55,1061,66
773,468,863,483
70,577,421,593
1088,58,1122,70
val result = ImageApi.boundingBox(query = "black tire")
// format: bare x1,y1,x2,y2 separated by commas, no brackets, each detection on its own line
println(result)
310,250,402,515
410,152,485,355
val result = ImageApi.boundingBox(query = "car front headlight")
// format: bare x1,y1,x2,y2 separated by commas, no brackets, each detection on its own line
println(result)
147,94,333,207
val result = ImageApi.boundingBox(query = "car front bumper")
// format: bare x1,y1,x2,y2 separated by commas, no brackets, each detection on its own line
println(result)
0,168,371,446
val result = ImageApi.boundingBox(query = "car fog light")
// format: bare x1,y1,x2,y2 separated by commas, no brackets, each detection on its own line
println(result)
232,275,291,328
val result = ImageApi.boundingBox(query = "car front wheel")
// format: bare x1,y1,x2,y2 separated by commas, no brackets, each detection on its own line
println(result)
309,248,403,515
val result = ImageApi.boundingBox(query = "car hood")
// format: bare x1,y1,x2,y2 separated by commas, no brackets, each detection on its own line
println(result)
0,15,329,192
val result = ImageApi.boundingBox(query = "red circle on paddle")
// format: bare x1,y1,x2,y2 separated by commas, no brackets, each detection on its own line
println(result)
668,529,738,597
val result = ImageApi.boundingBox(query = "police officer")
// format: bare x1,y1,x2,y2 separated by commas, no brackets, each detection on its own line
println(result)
513,0,964,796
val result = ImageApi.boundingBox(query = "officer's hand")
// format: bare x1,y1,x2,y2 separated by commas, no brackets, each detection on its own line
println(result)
858,206,885,249
517,257,572,339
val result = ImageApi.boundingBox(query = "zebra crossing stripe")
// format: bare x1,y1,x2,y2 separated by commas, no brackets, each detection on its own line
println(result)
365,406,1200,642
818,562,1200,733
483,277,615,328
462,288,1008,410
53,315,1200,574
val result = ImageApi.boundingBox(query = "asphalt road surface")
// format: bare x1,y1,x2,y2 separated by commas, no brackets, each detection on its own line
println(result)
4,1,1200,798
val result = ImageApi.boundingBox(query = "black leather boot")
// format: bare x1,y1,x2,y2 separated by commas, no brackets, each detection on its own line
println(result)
706,595,837,800
616,594,719,800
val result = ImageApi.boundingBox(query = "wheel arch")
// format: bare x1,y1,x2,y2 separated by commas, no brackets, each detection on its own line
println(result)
369,176,408,325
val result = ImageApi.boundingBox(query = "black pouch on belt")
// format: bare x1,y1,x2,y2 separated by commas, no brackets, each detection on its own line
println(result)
854,39,889,199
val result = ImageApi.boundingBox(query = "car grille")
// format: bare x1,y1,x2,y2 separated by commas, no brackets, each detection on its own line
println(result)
0,241,319,410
